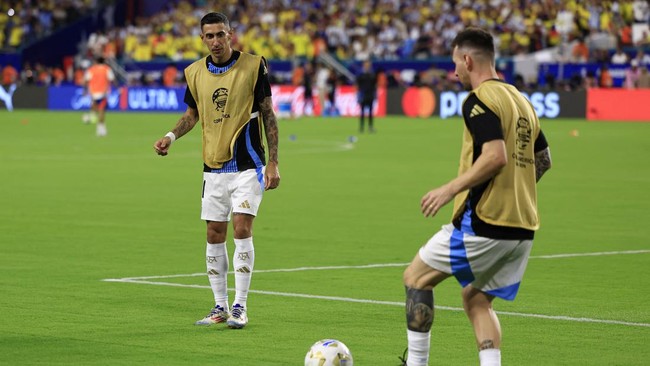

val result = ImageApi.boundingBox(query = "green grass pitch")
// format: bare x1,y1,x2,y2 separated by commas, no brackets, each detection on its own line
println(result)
1,110,649,365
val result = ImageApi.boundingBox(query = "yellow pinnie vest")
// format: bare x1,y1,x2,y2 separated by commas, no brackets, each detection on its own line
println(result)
184,53,262,168
452,81,541,231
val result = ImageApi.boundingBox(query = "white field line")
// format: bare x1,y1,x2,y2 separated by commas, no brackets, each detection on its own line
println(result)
103,250,650,281
102,249,650,328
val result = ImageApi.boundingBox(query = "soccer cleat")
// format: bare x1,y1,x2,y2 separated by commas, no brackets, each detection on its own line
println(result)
194,305,229,326
226,304,248,329
398,348,408,365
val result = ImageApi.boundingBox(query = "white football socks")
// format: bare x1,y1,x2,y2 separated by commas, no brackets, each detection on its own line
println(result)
233,237,255,308
206,242,229,310
406,329,431,366
479,349,501,366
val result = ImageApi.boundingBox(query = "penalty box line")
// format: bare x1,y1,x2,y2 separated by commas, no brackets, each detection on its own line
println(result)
102,249,650,328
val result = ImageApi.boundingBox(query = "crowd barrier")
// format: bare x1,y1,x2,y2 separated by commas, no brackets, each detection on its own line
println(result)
1,84,648,121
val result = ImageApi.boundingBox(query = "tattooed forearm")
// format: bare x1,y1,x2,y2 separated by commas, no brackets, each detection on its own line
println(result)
479,339,496,350
171,107,199,139
535,147,552,182
260,96,279,163
405,287,434,332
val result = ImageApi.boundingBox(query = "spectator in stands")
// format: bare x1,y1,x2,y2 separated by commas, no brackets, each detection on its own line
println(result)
637,64,650,88
2,64,18,86
571,37,590,63
624,59,641,88
162,63,178,87
51,65,65,86
611,44,629,64
632,0,649,23
583,70,598,89
599,64,613,88
131,35,153,61
633,48,650,67
619,22,634,47
20,63,35,84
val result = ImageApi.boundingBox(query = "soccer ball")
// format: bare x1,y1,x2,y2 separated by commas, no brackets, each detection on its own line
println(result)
304,339,353,366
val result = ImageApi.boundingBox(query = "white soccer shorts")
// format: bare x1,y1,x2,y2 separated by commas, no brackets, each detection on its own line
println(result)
418,223,533,301
201,168,264,222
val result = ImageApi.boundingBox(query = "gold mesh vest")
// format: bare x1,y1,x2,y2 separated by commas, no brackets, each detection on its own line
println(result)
184,53,262,169
452,81,541,231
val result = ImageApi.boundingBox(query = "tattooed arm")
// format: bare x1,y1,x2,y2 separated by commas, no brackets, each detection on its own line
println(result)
153,106,199,156
535,147,552,182
259,96,280,190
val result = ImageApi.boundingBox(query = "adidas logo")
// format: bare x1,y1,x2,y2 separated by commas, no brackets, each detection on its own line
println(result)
238,200,251,209
236,266,251,273
208,269,220,275
469,104,485,118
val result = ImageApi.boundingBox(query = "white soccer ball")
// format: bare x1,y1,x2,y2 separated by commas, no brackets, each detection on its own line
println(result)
304,339,353,366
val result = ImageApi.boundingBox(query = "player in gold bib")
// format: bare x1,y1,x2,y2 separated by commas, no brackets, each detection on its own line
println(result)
153,12,280,329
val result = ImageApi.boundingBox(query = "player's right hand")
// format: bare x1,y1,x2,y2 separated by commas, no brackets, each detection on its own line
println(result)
154,137,171,156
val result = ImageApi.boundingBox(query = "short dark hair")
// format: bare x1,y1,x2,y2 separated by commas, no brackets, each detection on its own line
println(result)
451,28,495,59
201,12,230,29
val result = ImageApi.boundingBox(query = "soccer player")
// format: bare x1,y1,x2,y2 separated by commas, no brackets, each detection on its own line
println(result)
84,57,115,137
355,60,377,133
400,28,552,366
153,12,280,329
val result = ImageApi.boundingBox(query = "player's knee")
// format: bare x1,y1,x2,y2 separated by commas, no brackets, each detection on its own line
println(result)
206,223,227,243
461,286,493,313
232,214,254,239
233,226,252,239
403,265,429,289
207,231,226,244
403,265,416,287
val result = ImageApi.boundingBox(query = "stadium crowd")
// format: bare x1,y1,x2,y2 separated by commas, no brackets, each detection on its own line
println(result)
76,0,650,63
2,0,650,89
0,0,97,50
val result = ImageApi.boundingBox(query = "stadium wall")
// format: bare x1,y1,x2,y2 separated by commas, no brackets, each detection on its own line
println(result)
1,84,648,122
586,89,650,121
386,87,587,119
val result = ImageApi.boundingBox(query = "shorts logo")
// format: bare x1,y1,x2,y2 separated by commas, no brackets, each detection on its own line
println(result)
238,200,251,209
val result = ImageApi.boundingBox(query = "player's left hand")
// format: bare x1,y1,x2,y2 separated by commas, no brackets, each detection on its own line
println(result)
264,161,280,190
